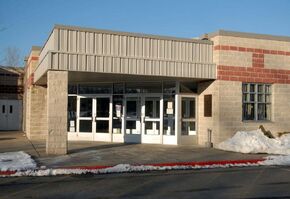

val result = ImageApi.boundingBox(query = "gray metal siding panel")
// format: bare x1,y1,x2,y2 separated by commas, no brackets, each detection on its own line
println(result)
35,27,216,83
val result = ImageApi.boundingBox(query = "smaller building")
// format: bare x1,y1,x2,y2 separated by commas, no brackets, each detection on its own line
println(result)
0,65,24,130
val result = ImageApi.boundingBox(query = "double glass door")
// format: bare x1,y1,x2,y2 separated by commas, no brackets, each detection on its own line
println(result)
78,96,111,141
124,95,161,143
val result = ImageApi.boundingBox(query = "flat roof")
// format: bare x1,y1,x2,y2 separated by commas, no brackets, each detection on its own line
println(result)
208,30,290,42
0,66,24,74
54,24,213,45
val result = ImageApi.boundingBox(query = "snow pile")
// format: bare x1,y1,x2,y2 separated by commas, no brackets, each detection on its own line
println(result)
217,129,290,155
0,151,36,171
262,155,290,166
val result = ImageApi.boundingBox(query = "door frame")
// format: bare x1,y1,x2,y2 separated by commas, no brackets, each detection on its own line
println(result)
141,94,163,144
123,94,142,143
177,94,198,145
93,95,112,142
123,93,163,144
69,94,112,141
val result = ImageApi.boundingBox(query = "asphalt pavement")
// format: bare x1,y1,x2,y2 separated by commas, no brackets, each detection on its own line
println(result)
1,166,290,199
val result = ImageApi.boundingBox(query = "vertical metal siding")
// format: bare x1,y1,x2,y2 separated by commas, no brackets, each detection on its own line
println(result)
35,27,216,83
50,28,217,64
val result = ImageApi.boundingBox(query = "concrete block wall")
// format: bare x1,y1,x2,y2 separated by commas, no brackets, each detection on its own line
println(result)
27,85,47,140
218,81,290,143
198,80,290,145
197,81,219,145
46,70,68,155
199,32,290,145
23,47,48,140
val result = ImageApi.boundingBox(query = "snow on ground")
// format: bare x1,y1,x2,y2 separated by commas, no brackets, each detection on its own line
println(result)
262,155,290,166
2,131,290,177
217,129,290,155
0,151,37,171
8,162,260,177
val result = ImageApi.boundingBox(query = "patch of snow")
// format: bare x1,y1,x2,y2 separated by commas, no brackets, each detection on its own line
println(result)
217,129,290,155
7,162,261,177
262,155,290,166
0,151,36,171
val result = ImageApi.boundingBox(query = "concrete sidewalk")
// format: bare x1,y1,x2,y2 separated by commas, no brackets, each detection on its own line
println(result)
0,131,266,168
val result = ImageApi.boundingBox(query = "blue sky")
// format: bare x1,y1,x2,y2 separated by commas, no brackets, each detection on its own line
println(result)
1,0,290,66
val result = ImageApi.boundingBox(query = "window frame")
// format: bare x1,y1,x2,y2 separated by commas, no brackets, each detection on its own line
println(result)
242,83,271,121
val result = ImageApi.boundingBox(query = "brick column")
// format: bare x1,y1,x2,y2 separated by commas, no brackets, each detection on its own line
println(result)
46,70,68,155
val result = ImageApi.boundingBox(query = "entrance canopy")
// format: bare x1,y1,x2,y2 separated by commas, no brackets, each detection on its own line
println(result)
34,25,216,85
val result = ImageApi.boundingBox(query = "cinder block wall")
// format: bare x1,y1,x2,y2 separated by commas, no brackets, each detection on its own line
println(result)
199,32,290,146
217,81,290,143
46,71,68,155
28,85,47,139
198,81,219,145
24,47,48,140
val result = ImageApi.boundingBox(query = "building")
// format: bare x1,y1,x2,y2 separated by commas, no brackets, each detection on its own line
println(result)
0,65,24,131
23,25,290,155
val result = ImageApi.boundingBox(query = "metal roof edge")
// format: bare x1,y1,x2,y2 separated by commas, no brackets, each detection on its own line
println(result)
54,24,213,45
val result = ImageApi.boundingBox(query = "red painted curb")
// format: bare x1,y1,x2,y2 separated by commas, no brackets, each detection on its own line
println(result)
146,159,265,167
0,158,265,176
61,158,265,170
0,170,17,176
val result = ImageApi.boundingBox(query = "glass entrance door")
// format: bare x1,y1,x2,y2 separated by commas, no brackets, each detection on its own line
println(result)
93,97,112,141
141,96,162,144
179,95,197,145
95,97,110,133
77,97,94,140
78,98,93,133
77,96,112,141
143,97,160,135
124,96,141,143
124,95,162,143
181,97,196,135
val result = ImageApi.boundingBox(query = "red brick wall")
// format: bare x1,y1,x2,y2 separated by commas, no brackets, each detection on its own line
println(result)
215,45,290,84
24,56,38,88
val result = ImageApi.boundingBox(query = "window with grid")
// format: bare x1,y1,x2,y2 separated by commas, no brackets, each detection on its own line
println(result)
242,83,271,121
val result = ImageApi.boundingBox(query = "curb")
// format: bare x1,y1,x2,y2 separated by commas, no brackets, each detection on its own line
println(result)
0,158,265,176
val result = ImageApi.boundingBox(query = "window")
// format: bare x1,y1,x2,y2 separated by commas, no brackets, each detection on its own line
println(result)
242,83,271,121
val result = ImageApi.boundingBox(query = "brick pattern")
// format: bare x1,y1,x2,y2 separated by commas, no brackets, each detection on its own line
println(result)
217,65,290,84
252,53,264,68
214,45,290,56
214,44,290,84
24,56,39,73
23,50,47,140
26,73,34,88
